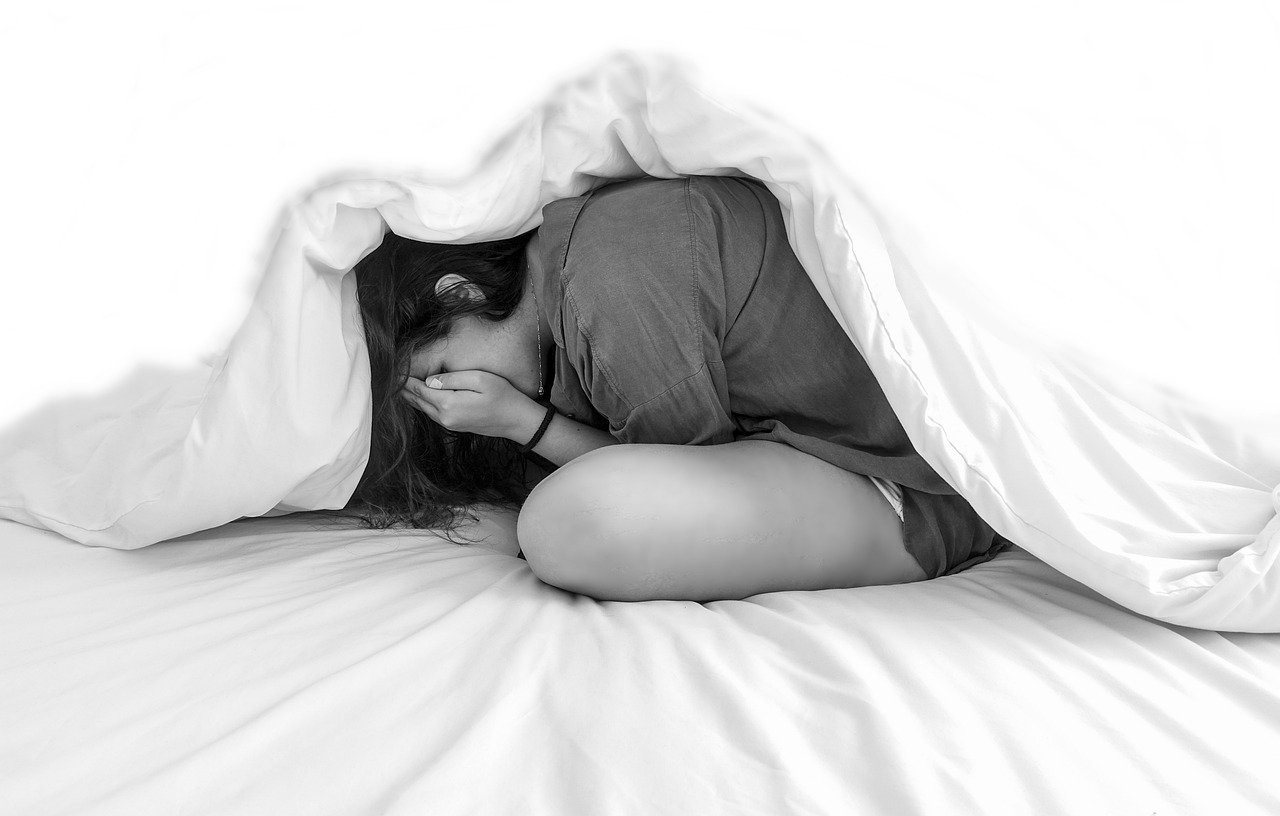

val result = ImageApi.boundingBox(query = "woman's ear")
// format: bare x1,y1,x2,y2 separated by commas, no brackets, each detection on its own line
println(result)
434,273,486,304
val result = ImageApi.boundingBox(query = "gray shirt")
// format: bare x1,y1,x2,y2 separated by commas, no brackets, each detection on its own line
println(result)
524,174,1003,578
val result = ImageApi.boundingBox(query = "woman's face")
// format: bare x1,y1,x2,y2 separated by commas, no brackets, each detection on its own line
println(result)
405,275,541,398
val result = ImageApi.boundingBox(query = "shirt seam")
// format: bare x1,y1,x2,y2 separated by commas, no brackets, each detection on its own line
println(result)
555,187,637,414
684,176,702,369
561,277,636,414
621,360,715,416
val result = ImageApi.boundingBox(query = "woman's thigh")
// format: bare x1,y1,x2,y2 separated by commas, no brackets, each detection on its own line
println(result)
516,440,928,601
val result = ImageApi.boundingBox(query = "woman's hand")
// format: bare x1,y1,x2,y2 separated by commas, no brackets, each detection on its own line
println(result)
400,370,539,440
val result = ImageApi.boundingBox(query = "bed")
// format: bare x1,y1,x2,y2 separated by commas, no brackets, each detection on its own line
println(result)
4,511,1279,814
3,31,1279,816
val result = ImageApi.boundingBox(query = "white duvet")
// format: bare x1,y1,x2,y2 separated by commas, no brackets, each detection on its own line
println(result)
0,51,1277,631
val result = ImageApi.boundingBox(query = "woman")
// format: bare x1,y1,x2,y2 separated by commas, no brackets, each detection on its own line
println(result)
347,174,1009,602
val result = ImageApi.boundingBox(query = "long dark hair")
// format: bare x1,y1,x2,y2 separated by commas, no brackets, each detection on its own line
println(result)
342,228,541,543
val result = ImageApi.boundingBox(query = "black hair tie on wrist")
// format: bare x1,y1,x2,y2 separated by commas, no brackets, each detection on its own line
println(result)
518,404,556,454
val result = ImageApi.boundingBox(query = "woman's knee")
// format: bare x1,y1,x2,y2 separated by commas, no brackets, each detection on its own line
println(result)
515,445,659,593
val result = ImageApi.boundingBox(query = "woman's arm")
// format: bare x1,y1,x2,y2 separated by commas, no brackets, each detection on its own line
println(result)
398,369,620,470
505,400,620,469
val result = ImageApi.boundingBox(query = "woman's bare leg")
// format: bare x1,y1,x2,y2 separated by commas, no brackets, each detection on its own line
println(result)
516,440,927,601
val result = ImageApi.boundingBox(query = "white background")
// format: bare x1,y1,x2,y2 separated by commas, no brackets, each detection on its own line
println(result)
2,0,1277,429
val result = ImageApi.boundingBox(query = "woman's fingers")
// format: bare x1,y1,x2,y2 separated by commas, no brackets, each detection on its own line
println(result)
399,370,504,435
402,375,437,395
400,384,434,417
401,371,488,409
400,377,448,417
407,371,485,393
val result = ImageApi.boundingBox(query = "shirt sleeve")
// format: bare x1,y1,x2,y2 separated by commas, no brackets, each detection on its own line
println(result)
607,360,736,445
557,275,736,447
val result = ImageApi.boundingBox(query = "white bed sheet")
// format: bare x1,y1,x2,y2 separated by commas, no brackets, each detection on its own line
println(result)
3,514,1278,816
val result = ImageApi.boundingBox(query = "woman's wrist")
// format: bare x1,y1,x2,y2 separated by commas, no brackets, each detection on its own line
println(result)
517,403,556,453
505,397,553,446
504,396,620,468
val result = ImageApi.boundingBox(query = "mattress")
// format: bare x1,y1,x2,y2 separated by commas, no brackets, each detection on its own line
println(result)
3,512,1277,815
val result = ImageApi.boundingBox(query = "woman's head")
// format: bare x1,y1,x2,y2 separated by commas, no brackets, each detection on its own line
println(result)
405,273,546,401
344,228,541,540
